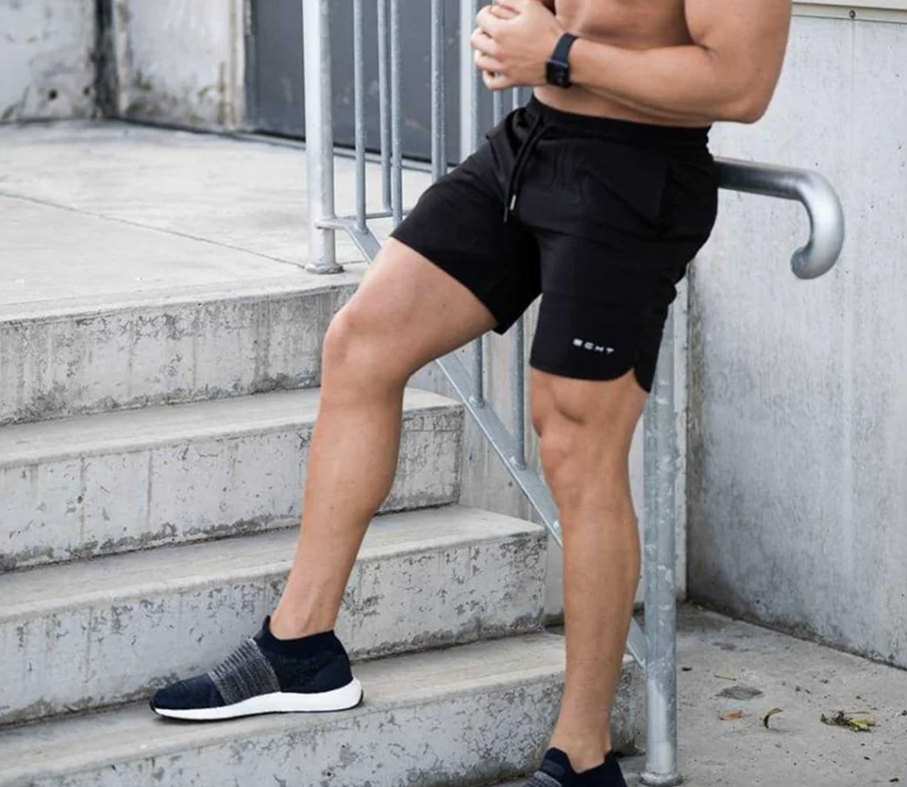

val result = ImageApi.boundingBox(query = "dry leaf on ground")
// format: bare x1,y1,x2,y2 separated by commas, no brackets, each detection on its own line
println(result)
820,710,877,733
762,708,784,728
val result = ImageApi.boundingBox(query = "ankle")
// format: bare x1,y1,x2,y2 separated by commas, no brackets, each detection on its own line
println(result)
269,607,334,640
547,736,606,773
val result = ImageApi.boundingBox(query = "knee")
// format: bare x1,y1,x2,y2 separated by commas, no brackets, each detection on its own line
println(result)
322,302,409,393
538,425,589,506
535,401,636,514
539,426,635,520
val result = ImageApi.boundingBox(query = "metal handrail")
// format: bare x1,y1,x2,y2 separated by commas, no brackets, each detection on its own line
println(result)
301,3,846,786
717,158,846,279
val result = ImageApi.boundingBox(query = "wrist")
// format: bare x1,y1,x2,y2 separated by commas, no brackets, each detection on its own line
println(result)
566,36,588,86
546,31,578,88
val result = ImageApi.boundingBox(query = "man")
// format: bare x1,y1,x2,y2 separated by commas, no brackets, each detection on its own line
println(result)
151,1,791,785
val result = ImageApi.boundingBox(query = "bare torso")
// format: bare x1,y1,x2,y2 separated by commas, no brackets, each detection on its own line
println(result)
534,0,700,125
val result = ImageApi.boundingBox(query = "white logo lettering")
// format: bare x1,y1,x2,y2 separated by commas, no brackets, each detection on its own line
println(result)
573,337,616,355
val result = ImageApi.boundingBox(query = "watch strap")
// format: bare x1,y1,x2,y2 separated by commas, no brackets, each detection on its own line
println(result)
551,32,578,67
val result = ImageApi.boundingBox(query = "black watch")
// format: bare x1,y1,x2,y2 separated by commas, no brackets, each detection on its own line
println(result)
546,33,578,88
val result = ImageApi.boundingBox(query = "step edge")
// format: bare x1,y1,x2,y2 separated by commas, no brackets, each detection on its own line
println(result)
0,389,463,467
0,274,364,326
0,633,570,785
0,512,546,621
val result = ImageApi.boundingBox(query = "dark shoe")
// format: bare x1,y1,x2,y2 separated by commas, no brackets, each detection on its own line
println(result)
150,617,362,721
523,748,628,787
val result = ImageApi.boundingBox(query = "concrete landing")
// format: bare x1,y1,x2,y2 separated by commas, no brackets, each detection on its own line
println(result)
498,606,906,787
620,605,906,787
0,120,430,307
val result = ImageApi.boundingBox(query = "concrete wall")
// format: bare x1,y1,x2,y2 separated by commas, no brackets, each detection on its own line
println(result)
0,0,96,122
689,12,907,668
110,0,245,128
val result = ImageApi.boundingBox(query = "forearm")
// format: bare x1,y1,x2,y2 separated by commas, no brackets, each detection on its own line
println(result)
570,39,766,124
474,0,788,122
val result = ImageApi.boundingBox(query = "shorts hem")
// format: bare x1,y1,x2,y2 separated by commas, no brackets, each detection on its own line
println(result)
528,356,651,393
389,230,514,334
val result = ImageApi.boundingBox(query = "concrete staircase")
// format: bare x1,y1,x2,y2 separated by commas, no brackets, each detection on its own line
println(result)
0,161,637,787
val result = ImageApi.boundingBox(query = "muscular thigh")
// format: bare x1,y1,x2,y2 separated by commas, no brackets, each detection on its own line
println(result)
336,238,498,375
530,368,647,469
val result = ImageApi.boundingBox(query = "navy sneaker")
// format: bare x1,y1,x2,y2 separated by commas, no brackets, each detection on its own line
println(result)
150,617,363,721
523,748,628,787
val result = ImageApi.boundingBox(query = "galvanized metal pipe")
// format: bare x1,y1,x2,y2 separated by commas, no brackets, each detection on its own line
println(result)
716,158,845,279
470,0,483,153
353,0,367,232
493,88,504,126
459,0,476,160
389,0,403,226
641,307,682,787
377,0,392,211
468,0,485,405
511,317,526,469
430,0,447,183
302,0,340,273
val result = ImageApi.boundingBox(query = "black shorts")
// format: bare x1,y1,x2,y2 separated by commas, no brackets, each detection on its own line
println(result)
390,95,719,392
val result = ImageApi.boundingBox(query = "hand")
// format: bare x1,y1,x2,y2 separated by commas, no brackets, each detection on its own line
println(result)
471,0,564,90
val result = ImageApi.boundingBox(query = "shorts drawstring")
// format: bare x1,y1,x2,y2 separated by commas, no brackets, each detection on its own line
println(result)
503,112,549,223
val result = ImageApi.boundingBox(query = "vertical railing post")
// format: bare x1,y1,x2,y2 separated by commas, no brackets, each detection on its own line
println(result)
389,0,404,227
352,0,367,233
303,0,341,273
466,0,485,405
641,308,682,787
430,0,447,183
459,0,477,161
377,0,392,211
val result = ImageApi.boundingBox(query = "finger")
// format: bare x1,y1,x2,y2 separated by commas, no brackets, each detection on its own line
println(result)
470,29,497,56
496,0,527,13
475,6,505,36
474,52,504,72
488,3,518,19
489,71,514,91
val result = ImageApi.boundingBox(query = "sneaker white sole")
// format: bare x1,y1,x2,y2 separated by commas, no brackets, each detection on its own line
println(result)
151,678,364,721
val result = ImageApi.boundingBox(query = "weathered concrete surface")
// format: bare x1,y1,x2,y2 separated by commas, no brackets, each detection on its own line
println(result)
0,121,430,271
0,275,355,425
0,387,462,569
0,0,96,123
0,122,433,424
0,506,547,726
110,0,245,129
622,605,907,787
0,635,638,787
689,15,907,668
0,195,353,307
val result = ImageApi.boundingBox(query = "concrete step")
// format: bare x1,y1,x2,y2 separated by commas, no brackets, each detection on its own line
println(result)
0,274,360,426
0,634,639,787
0,387,462,570
0,505,547,726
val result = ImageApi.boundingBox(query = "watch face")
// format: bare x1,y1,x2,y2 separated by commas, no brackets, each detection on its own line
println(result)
546,59,570,88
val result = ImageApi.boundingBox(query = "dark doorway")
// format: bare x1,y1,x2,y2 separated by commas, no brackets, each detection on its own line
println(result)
248,0,469,162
